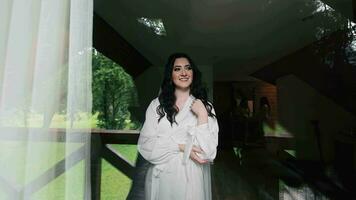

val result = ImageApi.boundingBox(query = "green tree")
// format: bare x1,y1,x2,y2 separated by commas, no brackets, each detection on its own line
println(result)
92,49,139,129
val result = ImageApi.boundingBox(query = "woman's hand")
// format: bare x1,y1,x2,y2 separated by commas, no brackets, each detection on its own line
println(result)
190,150,209,164
178,144,208,164
190,99,208,125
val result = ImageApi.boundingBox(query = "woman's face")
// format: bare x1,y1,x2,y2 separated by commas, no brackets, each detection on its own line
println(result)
172,57,193,90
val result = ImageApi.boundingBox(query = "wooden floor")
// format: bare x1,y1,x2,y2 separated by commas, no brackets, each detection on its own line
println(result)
127,145,355,200
211,147,354,200
212,148,280,200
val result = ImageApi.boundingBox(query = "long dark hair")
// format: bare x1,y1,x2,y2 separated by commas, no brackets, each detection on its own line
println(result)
157,53,215,125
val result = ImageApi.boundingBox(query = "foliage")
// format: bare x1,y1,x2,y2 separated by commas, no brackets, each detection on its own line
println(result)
306,0,356,68
92,49,140,130
300,0,356,113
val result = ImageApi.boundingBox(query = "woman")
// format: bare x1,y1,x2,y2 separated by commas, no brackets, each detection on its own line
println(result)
137,53,219,200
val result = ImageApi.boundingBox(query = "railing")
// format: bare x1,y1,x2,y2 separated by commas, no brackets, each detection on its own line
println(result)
0,127,295,200
90,129,139,200
0,128,139,200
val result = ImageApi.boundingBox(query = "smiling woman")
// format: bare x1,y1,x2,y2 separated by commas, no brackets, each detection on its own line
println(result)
137,53,219,200
172,58,194,91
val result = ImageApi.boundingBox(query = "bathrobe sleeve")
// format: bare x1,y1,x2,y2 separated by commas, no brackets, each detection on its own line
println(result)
184,106,219,163
137,99,180,165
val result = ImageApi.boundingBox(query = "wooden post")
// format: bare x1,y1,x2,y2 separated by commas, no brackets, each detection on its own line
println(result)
90,134,103,200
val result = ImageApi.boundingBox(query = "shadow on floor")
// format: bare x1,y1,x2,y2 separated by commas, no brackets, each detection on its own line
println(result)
211,147,355,200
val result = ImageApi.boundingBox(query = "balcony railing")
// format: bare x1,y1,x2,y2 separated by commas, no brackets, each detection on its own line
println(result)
0,128,139,200
0,127,297,199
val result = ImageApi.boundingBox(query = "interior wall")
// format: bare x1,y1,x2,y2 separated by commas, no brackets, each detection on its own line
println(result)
277,74,356,162
198,65,214,102
213,82,234,116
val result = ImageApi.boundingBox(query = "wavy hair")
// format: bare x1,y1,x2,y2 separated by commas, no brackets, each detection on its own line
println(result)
157,53,215,125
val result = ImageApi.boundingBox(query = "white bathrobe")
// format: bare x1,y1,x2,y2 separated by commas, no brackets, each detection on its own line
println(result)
137,95,219,200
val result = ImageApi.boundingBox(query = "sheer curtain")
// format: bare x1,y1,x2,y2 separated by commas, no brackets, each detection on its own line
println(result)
0,0,93,199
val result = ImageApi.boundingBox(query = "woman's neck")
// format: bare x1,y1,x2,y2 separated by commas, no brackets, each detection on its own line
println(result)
175,88,190,100
174,88,190,109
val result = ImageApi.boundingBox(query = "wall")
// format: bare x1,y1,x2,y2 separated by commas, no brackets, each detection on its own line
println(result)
277,74,356,162
198,65,214,102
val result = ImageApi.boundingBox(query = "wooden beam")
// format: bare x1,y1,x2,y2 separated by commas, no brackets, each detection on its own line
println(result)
0,128,89,143
93,13,152,78
250,30,356,115
0,128,139,144
21,145,86,196
100,133,139,145
101,145,135,179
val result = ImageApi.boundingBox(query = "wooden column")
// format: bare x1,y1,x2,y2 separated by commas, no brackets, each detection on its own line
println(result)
90,134,103,200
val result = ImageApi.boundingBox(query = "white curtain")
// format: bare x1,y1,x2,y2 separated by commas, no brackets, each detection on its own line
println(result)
0,0,93,199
